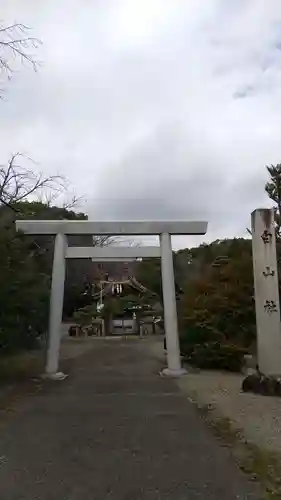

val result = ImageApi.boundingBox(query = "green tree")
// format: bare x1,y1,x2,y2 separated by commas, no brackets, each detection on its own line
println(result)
264,164,281,303
0,198,90,354
74,297,123,336
179,239,255,348
0,225,50,353
265,163,281,237
135,258,162,297
176,239,255,371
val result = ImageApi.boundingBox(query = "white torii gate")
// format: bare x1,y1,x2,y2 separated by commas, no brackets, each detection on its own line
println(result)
16,220,208,378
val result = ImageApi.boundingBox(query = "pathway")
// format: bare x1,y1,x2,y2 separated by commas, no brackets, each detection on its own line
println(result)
0,339,259,499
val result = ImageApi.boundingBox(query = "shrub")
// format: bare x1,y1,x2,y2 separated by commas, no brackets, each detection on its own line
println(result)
180,324,222,344
183,341,247,372
0,227,50,356
180,324,223,356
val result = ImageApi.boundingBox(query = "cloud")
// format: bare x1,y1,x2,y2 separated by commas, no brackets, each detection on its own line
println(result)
0,0,281,248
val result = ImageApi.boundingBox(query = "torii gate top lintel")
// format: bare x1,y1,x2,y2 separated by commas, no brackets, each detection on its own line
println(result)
16,220,208,236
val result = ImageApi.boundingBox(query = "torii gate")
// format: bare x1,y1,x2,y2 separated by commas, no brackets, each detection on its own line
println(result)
16,220,208,378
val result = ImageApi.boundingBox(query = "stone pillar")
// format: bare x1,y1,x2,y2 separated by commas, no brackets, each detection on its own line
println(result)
251,208,281,376
160,232,185,376
45,233,67,378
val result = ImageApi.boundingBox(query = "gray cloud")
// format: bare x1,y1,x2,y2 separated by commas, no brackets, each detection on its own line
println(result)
0,0,281,248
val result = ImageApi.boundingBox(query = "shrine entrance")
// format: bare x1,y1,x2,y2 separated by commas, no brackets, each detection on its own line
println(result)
16,220,208,378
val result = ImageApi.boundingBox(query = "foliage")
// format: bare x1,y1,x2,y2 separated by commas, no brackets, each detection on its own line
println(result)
138,238,255,370
0,225,50,354
73,290,158,337
178,163,281,372
185,342,247,372
264,163,281,302
135,238,256,371
11,200,90,319
73,297,123,336
73,305,99,326
135,258,162,297
74,294,143,326
14,200,87,221
63,283,92,319
177,238,255,370
179,238,255,349
0,200,89,355
180,325,224,355
117,292,155,310
265,163,281,238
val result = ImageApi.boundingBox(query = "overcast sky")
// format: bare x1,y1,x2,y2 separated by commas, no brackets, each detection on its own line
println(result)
1,0,280,248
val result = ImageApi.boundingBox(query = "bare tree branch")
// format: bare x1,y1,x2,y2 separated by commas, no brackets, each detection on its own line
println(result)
0,153,66,210
0,23,41,92
0,153,118,255
93,235,117,247
62,194,84,210
37,181,85,211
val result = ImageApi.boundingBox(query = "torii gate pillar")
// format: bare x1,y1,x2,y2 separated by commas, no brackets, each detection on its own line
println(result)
160,232,184,375
46,233,67,377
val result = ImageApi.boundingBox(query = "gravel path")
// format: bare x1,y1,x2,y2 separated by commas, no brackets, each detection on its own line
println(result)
150,337,281,454
0,339,260,499
178,368,281,454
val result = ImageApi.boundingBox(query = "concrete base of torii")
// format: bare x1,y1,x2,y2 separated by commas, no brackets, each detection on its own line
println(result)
160,367,187,378
41,372,68,381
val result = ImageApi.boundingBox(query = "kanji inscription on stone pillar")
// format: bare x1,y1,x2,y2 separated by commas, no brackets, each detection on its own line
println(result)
251,208,281,376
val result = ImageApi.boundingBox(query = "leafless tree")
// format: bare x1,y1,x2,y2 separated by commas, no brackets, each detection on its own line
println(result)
0,22,41,90
37,183,83,211
0,154,123,260
0,154,118,253
0,153,65,211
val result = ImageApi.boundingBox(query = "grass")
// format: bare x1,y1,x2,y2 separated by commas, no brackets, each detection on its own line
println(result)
0,350,46,425
238,442,281,499
0,349,44,384
194,398,281,499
